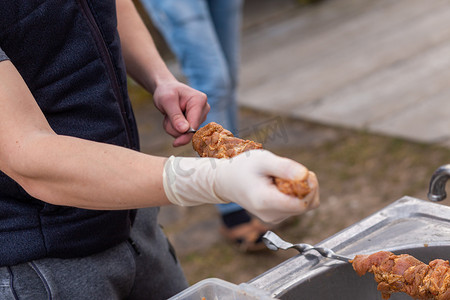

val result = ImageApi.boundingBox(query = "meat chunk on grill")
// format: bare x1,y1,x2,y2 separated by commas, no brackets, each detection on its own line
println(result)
351,251,450,299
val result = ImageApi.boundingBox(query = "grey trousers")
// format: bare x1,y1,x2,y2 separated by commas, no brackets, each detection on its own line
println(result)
0,208,188,300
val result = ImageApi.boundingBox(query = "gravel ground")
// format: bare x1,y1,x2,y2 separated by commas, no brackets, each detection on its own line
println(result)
128,81,450,286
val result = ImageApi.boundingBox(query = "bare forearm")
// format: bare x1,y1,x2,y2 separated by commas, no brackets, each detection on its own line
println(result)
11,134,170,210
116,0,174,93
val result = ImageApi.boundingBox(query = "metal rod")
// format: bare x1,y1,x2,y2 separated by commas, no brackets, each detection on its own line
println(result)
185,127,197,134
263,231,352,262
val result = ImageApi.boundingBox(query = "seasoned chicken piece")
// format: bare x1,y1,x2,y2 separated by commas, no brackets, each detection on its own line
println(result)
192,122,262,158
351,251,450,300
192,122,311,198
274,177,311,199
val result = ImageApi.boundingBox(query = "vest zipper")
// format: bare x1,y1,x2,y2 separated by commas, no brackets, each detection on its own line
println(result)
77,0,133,148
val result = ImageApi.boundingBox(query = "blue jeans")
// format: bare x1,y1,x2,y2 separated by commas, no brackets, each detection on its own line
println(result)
142,0,244,215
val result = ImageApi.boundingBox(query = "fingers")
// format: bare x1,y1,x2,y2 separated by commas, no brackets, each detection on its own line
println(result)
271,171,320,212
184,95,210,130
159,91,190,134
259,183,320,224
173,134,194,147
242,150,309,181
162,115,181,138
171,95,209,147
256,158,320,223
154,82,209,144
162,117,193,147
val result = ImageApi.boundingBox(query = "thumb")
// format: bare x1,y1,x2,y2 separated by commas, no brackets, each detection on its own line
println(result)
163,99,190,133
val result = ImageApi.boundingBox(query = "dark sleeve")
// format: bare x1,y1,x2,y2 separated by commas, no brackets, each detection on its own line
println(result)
0,47,9,62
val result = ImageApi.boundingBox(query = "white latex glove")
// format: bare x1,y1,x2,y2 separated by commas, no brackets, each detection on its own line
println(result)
163,149,319,224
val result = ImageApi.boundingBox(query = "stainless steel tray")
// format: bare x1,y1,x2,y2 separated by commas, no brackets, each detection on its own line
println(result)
248,196,450,299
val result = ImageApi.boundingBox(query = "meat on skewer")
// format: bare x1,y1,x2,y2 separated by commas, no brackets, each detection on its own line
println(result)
191,122,311,199
351,251,450,300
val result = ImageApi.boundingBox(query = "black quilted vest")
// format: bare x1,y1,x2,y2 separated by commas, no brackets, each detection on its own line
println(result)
0,0,142,266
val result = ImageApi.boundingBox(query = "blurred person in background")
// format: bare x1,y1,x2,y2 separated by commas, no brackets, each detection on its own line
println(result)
0,0,319,299
141,0,270,252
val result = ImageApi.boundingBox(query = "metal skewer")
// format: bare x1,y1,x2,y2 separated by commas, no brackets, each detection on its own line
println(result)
185,127,197,134
262,231,352,263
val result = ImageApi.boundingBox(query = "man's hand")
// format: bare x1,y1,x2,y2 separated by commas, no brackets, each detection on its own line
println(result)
152,80,210,147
